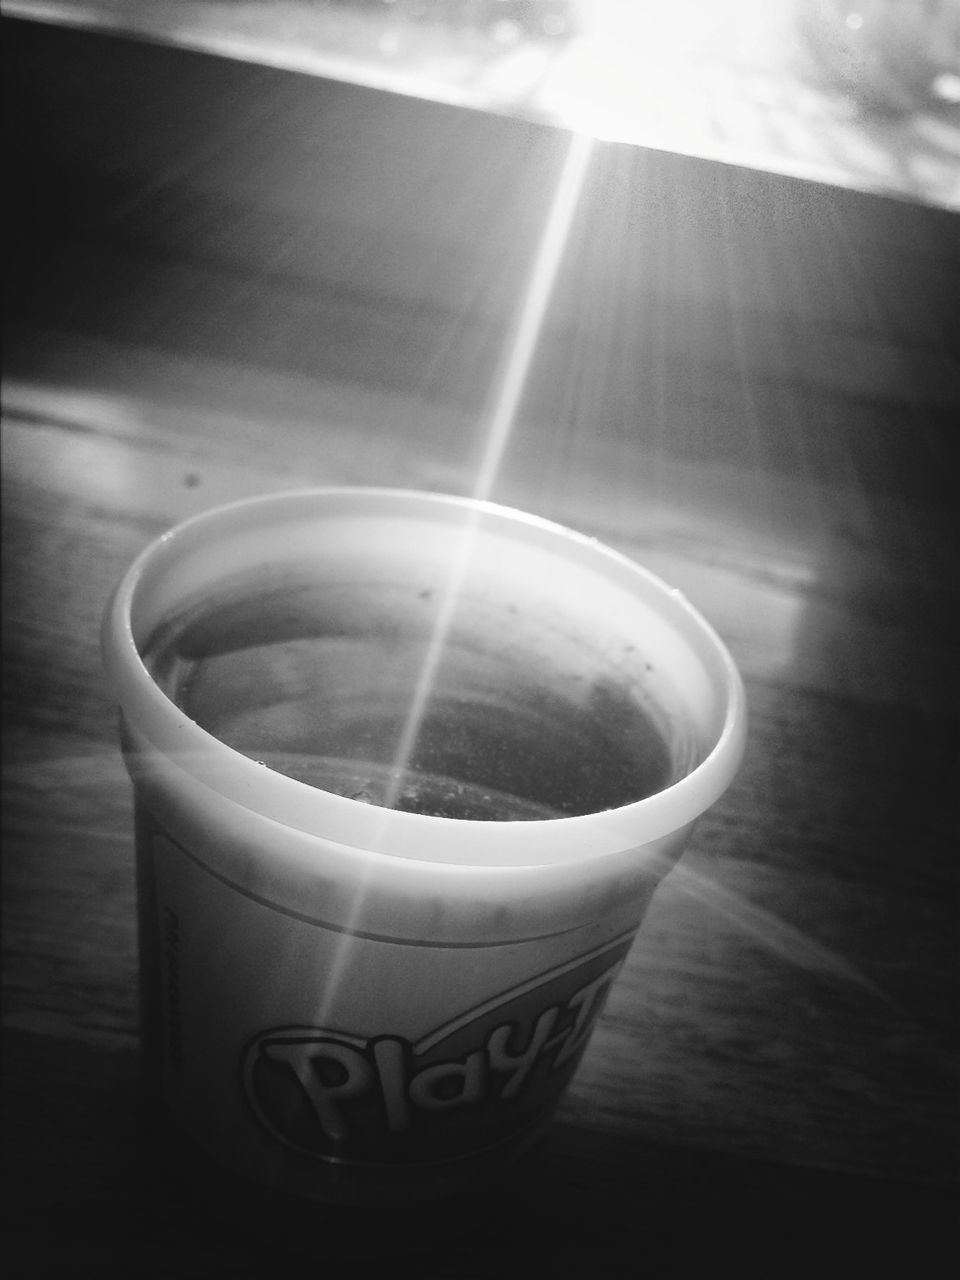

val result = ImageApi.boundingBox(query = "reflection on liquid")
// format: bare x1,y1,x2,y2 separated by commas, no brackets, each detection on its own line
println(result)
6,0,959,208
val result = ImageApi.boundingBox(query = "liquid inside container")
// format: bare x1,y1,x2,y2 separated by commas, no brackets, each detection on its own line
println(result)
142,574,687,822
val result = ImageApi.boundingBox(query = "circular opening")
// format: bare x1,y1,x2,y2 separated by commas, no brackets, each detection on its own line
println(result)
103,489,746,866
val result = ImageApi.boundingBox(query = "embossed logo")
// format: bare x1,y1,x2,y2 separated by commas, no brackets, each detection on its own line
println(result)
242,936,632,1166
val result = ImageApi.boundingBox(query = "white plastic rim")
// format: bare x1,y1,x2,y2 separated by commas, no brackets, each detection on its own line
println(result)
102,488,746,871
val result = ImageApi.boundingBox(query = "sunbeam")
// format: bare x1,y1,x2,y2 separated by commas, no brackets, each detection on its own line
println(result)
380,127,595,810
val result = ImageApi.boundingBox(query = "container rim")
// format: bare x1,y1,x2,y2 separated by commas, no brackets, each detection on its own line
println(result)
101,487,747,868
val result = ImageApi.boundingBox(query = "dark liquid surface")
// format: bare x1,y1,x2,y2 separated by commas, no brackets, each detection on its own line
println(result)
144,581,679,819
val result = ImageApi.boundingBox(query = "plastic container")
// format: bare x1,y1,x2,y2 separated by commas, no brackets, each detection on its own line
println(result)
101,487,746,1204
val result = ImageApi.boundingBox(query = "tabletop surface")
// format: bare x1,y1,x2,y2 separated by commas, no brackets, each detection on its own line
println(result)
2,15,958,1279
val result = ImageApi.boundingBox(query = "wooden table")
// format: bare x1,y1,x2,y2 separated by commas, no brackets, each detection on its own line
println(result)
2,15,958,1278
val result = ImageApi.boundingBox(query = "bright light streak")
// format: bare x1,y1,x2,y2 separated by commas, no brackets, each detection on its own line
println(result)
472,130,595,505
381,128,594,811
309,129,595,1019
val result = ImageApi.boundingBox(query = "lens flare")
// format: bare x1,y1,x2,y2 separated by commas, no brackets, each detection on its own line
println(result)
381,128,595,810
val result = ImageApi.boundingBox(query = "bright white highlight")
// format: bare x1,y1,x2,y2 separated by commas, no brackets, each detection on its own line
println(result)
382,129,595,810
